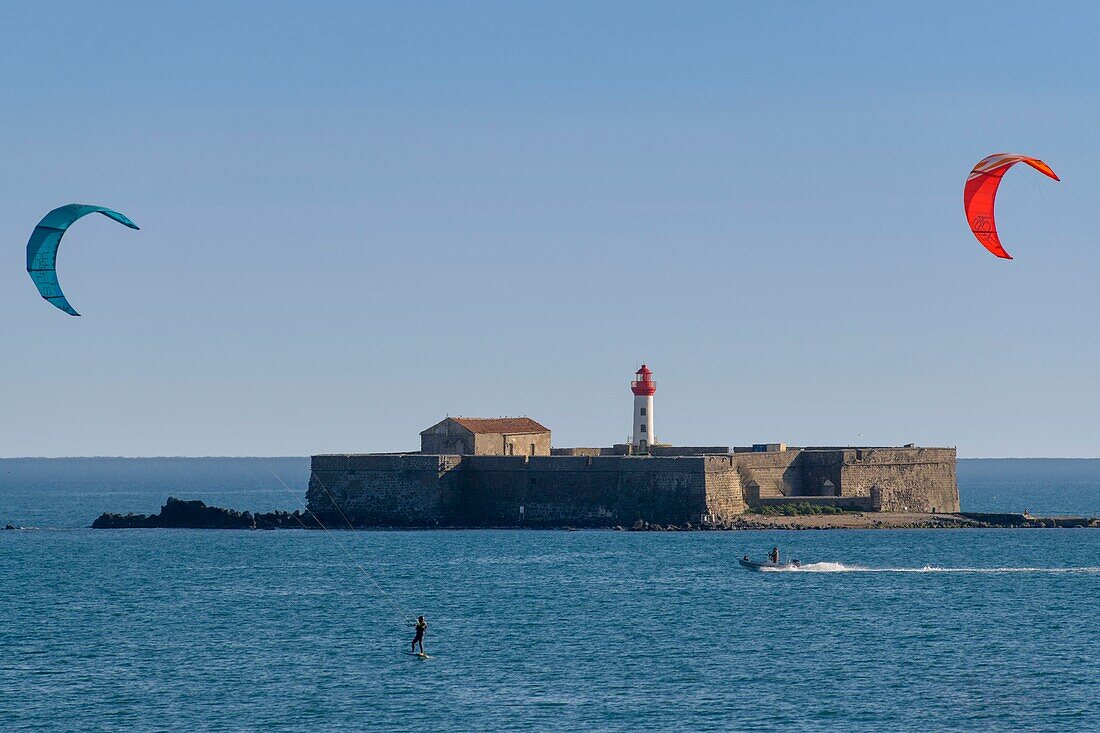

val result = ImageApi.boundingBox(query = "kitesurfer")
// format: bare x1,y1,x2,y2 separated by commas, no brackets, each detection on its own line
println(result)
769,547,780,564
411,615,427,654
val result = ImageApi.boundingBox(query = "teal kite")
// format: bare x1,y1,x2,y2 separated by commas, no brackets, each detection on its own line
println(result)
26,204,139,316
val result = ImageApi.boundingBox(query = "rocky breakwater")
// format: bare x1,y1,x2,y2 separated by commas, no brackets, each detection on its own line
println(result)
957,512,1100,528
621,514,981,531
622,512,1100,531
91,500,1100,531
92,497,319,530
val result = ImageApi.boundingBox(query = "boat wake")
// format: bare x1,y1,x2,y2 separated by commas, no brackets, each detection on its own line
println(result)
760,562,1100,574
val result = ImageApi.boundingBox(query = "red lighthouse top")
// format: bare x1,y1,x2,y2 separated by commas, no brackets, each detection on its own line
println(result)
631,364,656,396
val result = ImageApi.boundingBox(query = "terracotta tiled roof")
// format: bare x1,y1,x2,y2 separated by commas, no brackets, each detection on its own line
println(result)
449,417,549,435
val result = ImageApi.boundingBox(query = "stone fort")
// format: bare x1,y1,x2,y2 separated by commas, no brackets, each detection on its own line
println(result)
307,366,959,527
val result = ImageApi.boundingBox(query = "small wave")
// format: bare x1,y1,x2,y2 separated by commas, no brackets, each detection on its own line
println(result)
761,562,1100,574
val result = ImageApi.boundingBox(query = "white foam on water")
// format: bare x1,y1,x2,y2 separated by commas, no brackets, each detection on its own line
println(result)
760,562,1100,574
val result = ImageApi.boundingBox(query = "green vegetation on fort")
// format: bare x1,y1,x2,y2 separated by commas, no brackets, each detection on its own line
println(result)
751,502,848,516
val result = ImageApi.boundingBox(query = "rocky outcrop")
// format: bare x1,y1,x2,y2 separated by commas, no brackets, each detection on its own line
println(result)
957,512,1099,528
92,497,319,529
91,498,1099,531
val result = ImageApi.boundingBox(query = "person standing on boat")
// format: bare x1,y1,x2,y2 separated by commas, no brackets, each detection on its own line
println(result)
769,547,780,564
411,616,427,654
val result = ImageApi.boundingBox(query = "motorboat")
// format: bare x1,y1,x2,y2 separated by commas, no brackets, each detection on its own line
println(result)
739,556,801,571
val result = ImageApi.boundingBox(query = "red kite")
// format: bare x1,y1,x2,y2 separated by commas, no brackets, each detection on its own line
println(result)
964,153,1059,259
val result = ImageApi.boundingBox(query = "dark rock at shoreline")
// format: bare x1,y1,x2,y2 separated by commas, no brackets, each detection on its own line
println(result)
92,497,320,530
91,501,1100,531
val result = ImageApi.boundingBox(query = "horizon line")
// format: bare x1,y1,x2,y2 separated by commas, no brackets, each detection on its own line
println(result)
4,455,1100,461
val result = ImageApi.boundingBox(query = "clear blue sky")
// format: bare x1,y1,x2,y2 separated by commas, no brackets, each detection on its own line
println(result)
1,1,1097,458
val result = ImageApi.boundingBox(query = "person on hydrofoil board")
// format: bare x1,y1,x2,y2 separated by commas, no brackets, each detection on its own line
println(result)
411,616,427,654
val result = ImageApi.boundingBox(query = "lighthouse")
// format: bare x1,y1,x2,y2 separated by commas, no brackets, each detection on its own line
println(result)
631,364,656,453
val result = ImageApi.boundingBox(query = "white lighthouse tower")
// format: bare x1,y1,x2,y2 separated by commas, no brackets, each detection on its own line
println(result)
631,364,656,453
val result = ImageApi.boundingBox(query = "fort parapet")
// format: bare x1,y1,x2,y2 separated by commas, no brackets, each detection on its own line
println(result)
307,445,958,527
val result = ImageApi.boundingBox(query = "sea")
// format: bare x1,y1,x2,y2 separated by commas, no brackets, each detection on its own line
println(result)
1,458,1098,732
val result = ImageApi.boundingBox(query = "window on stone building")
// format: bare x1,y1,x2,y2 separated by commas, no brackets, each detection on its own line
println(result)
640,407,646,416
529,443,536,456
640,424,647,433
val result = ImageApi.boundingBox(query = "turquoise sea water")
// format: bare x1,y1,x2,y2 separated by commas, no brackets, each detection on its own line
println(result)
1,459,1099,731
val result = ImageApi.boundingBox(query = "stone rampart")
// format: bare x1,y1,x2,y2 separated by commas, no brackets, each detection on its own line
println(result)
702,455,745,518
733,450,803,499
796,451,846,497
455,455,740,527
307,453,745,527
307,453,464,526
842,448,959,512
731,447,958,512
307,446,957,526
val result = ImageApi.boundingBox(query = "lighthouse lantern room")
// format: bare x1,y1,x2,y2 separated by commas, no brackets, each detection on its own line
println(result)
630,364,656,453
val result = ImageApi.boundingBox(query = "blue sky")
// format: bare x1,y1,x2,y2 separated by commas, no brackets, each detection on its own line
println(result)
1,1,1098,457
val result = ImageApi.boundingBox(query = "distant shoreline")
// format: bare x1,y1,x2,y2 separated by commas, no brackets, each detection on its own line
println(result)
6,456,1100,461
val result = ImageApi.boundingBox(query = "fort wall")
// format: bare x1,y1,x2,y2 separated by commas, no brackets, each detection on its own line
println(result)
733,450,803,500
841,448,959,512
307,453,463,526
307,446,957,526
702,455,745,518
452,455,745,527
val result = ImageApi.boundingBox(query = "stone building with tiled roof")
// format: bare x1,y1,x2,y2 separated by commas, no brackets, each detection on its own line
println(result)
420,417,551,456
